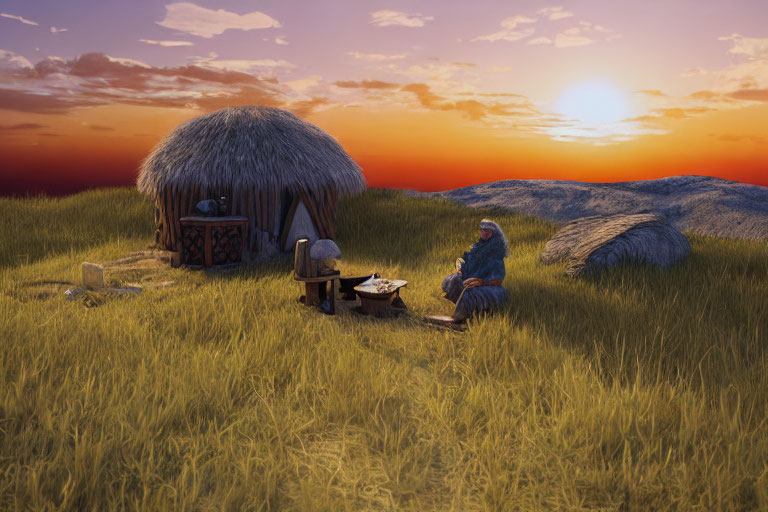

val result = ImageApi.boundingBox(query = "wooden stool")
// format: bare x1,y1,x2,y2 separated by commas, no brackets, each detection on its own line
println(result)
294,273,339,311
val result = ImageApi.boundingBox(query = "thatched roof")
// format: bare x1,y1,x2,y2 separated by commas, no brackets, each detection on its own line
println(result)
137,106,366,197
541,213,690,276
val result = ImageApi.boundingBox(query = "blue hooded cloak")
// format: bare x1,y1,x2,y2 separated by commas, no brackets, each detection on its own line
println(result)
441,220,509,319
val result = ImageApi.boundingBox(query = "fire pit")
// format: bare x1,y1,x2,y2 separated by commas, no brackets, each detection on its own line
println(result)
354,277,407,316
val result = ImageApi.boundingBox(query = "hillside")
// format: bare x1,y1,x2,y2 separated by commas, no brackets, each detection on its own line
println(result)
0,188,767,511
411,175,768,240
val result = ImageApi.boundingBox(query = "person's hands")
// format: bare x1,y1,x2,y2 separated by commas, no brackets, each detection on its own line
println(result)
463,277,482,288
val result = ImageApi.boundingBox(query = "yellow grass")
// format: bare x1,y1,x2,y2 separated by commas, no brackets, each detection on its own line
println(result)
1,188,767,511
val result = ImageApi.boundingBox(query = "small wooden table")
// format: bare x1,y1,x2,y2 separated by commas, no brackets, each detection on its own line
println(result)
179,216,248,268
354,279,408,316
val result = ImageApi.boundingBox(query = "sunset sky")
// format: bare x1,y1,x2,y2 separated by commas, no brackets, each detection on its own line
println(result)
1,0,767,195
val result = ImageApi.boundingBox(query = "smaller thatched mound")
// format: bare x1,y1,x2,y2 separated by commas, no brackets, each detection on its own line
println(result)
541,213,690,276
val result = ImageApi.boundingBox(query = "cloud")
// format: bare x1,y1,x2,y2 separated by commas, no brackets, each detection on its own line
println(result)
651,107,715,119
536,7,573,20
709,133,767,144
472,16,536,42
472,27,534,43
285,75,323,94
188,52,294,73
87,124,115,131
369,10,434,28
333,80,399,90
0,52,288,114
635,89,666,97
718,34,768,59
681,67,706,77
554,32,594,47
347,51,407,61
527,37,552,45
287,97,330,117
0,88,93,113
0,49,33,69
50,27,68,34
552,23,618,47
275,37,288,46
0,12,38,26
399,82,538,121
0,123,46,130
139,39,194,47
156,2,281,38
728,88,768,102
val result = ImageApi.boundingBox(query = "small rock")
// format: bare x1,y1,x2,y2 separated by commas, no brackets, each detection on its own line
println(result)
64,288,84,301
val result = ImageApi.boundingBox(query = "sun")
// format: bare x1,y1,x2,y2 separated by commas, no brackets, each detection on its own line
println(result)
555,80,630,125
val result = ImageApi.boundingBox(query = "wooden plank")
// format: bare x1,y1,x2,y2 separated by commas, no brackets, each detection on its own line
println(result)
261,189,268,232
317,188,332,240
322,188,334,239
172,183,181,251
267,187,276,240
179,184,189,221
247,187,256,252
279,195,300,251
164,186,174,250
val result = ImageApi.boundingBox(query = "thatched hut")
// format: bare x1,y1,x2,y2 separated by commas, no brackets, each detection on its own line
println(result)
541,213,690,276
137,106,366,258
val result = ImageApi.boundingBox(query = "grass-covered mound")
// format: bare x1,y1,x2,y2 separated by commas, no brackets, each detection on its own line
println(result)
1,188,767,511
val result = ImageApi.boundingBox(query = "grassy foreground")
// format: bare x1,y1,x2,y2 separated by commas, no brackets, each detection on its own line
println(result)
1,188,767,511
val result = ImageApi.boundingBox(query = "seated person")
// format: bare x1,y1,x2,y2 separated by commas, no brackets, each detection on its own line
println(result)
441,219,509,322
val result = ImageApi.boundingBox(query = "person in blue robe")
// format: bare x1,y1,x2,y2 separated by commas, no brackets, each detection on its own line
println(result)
441,219,509,322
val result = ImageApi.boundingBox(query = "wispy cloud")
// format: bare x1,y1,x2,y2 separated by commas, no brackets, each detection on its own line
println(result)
536,6,573,21
718,33,768,59
472,15,537,43
0,52,290,114
0,49,33,69
348,51,407,61
527,37,552,45
369,10,434,28
0,12,38,26
156,2,281,38
553,22,619,47
284,75,323,94
50,26,68,34
275,36,289,46
0,123,46,130
139,39,193,47
189,52,294,73
333,80,399,90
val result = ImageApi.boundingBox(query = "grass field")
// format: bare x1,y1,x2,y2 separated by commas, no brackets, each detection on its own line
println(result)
1,187,767,511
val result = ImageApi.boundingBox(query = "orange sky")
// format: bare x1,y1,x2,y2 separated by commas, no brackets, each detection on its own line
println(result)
2,101,766,195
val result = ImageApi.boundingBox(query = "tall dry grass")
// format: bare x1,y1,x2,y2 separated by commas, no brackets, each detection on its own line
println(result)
0,188,766,511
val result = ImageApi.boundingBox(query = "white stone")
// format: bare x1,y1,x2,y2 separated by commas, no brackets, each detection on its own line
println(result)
82,262,104,290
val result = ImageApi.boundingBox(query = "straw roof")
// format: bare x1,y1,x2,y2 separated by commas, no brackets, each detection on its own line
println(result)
541,213,690,277
137,106,366,197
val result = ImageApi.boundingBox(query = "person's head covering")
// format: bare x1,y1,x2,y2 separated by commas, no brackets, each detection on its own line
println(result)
479,219,509,257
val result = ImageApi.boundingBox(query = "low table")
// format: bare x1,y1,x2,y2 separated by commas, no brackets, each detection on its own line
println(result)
179,216,248,269
354,279,408,316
